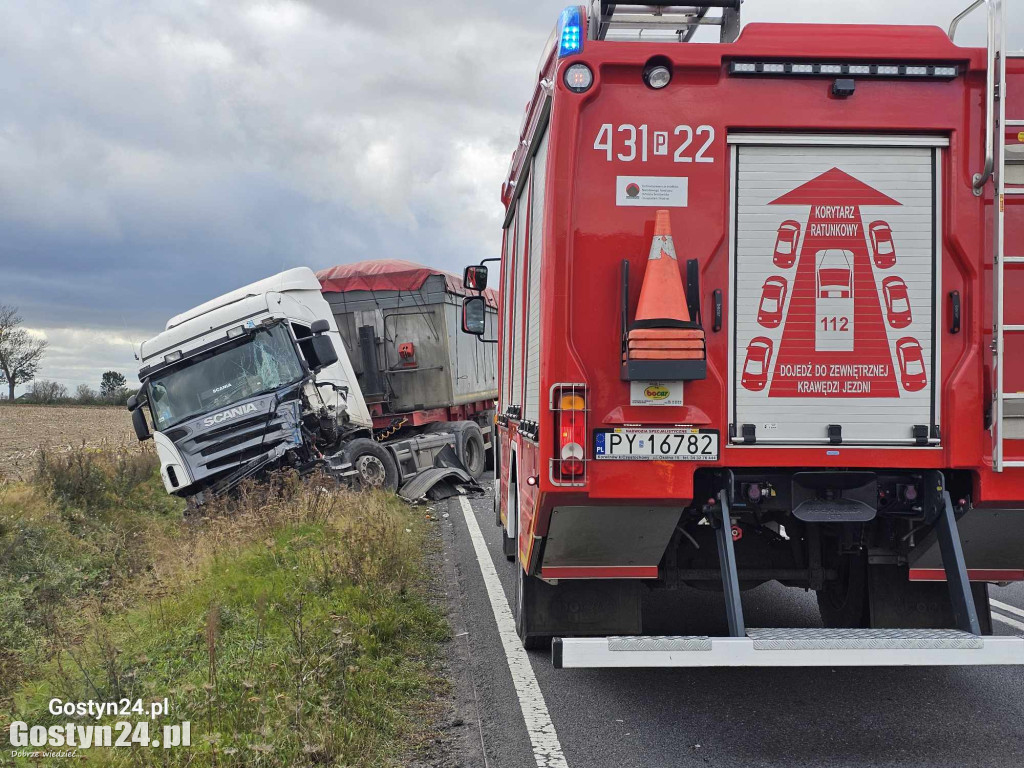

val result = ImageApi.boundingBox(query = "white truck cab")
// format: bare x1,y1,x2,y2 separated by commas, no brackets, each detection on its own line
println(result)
134,268,369,497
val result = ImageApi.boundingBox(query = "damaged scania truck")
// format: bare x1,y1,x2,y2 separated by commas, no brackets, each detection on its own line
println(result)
128,266,496,503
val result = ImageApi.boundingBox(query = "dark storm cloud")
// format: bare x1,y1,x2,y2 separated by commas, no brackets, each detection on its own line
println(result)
0,0,1001,391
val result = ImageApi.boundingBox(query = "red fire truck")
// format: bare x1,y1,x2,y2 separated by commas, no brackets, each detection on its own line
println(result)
460,0,1024,668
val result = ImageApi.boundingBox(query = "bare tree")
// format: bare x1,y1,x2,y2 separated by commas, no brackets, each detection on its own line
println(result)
26,380,68,404
75,383,99,404
0,305,47,401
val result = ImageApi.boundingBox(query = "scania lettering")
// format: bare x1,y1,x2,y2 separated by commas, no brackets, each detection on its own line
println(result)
459,1,1024,668
203,403,260,427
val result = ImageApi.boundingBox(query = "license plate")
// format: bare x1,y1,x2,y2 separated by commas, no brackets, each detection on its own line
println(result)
594,429,719,461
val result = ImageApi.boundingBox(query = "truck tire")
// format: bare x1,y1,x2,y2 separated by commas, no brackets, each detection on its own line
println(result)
451,421,486,480
515,555,549,650
816,550,869,628
341,438,400,493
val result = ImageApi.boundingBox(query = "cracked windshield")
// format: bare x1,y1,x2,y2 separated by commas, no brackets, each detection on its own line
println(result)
149,323,303,429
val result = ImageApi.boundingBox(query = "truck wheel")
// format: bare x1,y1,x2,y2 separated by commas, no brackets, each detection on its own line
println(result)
816,550,869,628
341,438,400,493
515,555,549,650
452,421,486,480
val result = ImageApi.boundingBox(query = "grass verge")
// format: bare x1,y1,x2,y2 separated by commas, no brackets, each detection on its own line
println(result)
1,448,450,766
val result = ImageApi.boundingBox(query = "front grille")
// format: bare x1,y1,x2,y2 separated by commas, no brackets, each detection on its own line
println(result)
206,443,284,470
199,424,284,457
173,399,301,484
193,413,273,443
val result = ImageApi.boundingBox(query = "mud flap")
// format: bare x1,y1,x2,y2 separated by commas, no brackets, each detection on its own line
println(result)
521,578,642,638
868,566,992,634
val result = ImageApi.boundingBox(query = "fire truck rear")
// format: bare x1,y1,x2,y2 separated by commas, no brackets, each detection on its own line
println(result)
460,1,1024,667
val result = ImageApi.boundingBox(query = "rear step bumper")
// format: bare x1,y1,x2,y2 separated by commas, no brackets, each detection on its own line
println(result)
552,629,1024,668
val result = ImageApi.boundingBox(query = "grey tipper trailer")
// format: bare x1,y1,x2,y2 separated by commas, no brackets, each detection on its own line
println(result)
317,259,498,424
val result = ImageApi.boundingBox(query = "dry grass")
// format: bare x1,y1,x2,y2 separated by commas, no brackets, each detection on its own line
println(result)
2,448,449,767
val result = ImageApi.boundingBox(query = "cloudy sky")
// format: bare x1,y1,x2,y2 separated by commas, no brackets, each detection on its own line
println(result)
0,0,994,395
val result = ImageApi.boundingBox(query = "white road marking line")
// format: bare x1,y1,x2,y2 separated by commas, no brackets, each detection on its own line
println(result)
990,598,1024,620
457,496,569,768
991,611,1024,632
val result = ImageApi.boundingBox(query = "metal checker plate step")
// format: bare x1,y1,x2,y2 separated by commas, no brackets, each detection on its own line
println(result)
609,636,712,652
746,627,983,651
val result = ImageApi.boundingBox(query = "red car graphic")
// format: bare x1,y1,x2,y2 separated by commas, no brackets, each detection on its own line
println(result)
816,249,853,299
773,220,801,268
757,276,789,328
881,276,912,329
870,221,897,268
741,337,774,391
895,337,927,392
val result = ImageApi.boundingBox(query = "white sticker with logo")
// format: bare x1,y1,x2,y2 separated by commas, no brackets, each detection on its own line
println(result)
630,380,684,407
616,176,688,207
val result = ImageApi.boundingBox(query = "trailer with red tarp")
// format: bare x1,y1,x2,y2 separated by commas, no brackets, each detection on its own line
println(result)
318,259,499,469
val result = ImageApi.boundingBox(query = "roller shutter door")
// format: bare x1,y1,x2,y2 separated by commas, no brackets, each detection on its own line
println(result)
525,130,548,422
732,142,937,445
511,190,528,409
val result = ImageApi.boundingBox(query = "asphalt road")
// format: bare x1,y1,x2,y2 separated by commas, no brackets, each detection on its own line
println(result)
441,474,1024,768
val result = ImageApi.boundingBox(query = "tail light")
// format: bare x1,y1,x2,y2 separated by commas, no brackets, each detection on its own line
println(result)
551,383,587,485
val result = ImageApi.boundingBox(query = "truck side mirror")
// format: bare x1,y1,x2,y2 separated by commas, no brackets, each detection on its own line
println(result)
462,296,487,335
127,394,138,412
310,318,330,335
132,408,152,441
310,334,339,370
464,265,488,291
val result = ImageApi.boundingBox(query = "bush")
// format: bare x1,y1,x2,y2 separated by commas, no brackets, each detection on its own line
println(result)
34,447,112,513
0,447,179,690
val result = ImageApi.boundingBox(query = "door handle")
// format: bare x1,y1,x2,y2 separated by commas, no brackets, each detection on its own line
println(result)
949,290,961,334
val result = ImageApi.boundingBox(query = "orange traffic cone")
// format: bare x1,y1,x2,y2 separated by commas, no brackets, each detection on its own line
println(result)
633,210,691,326
627,210,705,362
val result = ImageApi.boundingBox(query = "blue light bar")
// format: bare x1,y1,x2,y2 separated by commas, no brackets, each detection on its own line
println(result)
557,6,583,58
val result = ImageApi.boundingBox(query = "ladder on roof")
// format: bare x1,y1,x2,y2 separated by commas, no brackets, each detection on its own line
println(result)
953,0,1024,471
589,1,742,43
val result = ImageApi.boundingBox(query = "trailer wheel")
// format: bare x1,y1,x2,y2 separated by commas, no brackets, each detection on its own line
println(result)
341,438,400,493
515,555,549,650
816,549,869,628
451,421,486,480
